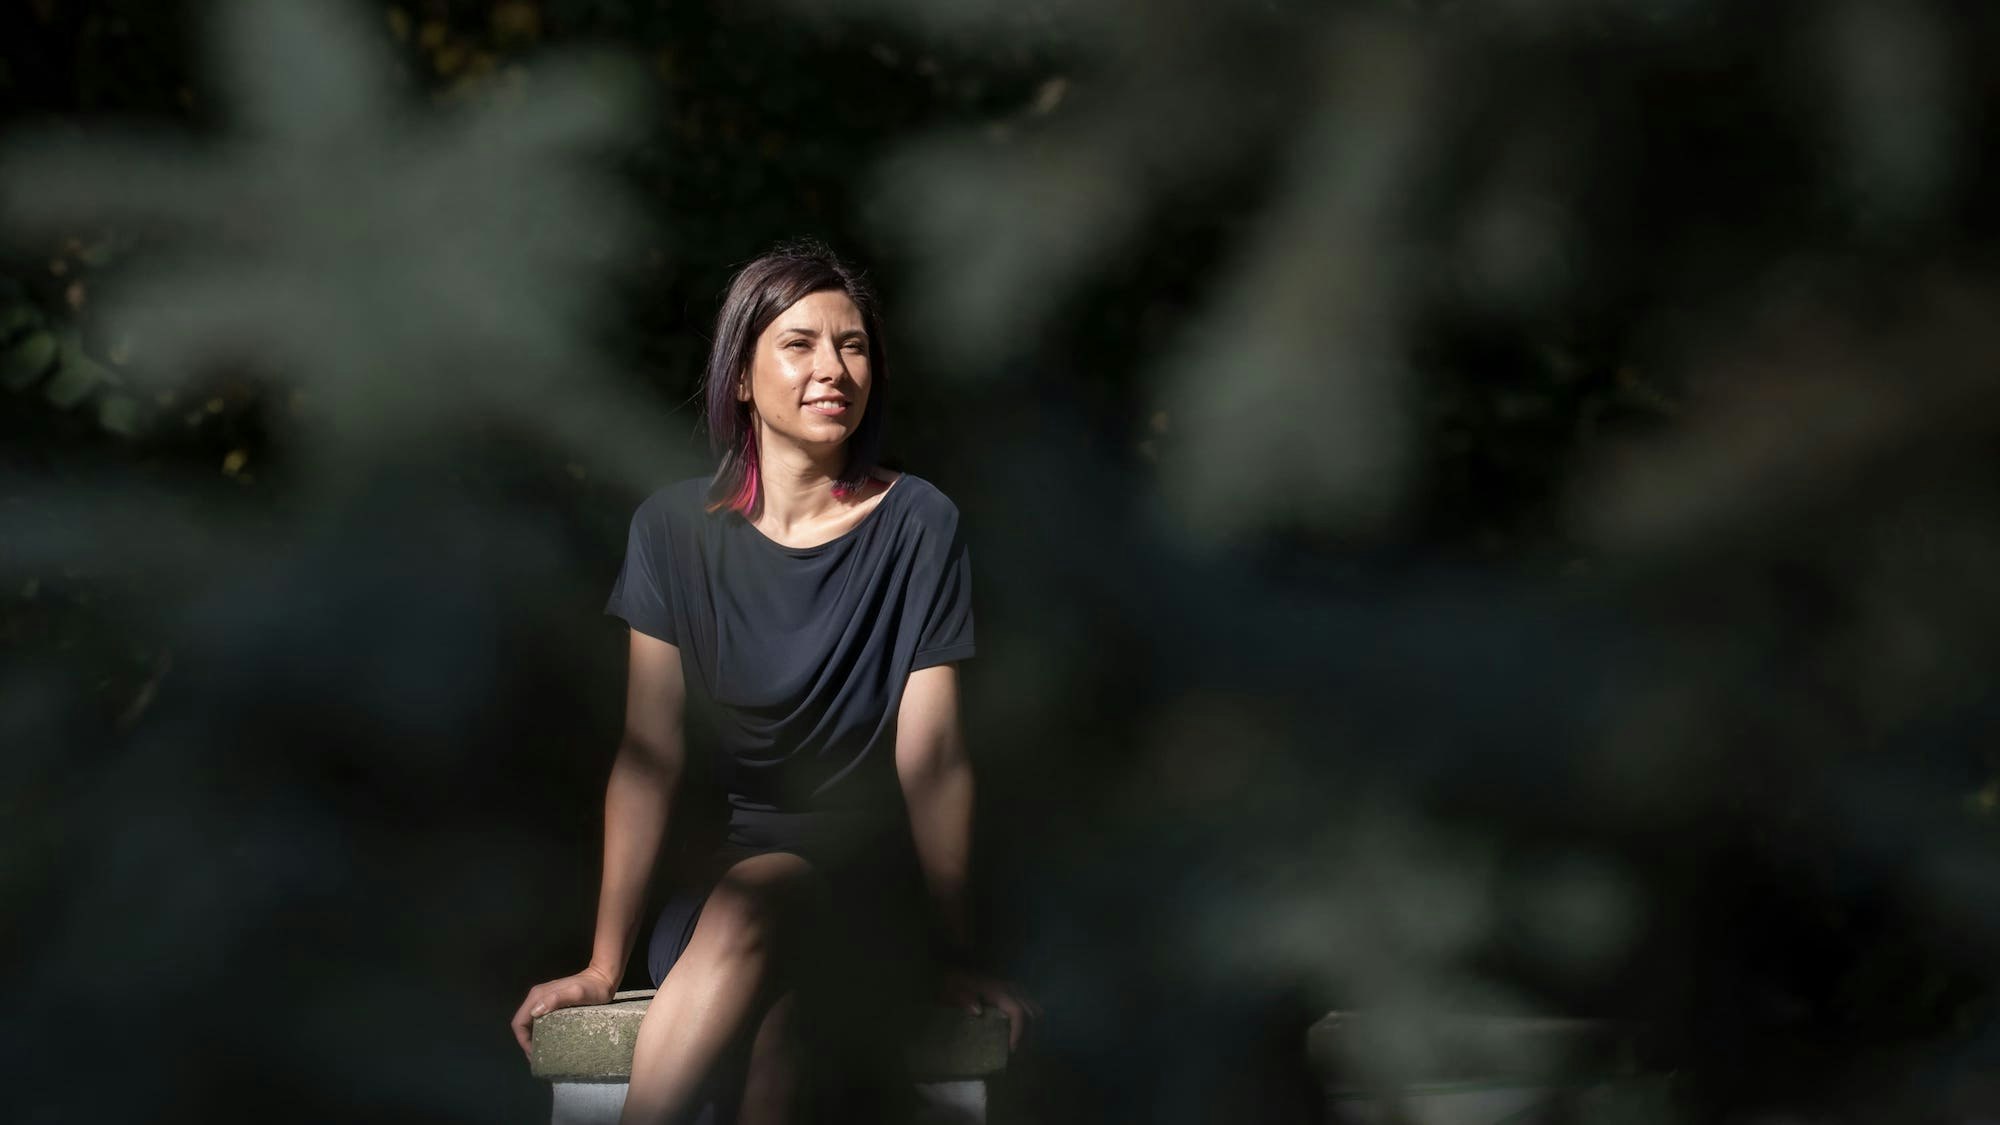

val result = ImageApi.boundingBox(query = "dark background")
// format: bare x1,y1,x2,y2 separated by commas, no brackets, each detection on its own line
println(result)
5,1,2000,1121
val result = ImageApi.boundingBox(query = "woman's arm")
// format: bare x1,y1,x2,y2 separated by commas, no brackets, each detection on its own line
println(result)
896,662,1039,1048
590,629,688,982
512,629,685,1057
896,662,975,958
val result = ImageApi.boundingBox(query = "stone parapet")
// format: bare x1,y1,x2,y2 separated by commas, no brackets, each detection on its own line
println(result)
530,989,1013,1082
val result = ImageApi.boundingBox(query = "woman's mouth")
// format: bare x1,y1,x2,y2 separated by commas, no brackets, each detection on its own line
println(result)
804,400,849,417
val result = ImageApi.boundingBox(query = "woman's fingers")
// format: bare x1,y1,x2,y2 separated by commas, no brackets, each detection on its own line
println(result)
938,971,1040,1048
989,988,1029,1051
510,978,589,1060
510,990,543,1058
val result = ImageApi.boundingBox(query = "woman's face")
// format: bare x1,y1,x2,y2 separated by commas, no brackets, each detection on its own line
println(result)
739,289,871,456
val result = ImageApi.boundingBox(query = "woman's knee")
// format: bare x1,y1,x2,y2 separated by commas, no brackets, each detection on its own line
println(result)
696,853,821,962
750,991,798,1059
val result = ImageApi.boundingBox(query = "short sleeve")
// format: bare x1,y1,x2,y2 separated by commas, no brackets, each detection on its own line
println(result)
910,522,975,671
604,498,679,645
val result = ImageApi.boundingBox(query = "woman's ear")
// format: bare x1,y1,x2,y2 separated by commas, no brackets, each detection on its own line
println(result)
735,367,752,403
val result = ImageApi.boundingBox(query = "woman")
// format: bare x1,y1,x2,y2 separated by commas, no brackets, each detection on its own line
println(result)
512,242,1035,1124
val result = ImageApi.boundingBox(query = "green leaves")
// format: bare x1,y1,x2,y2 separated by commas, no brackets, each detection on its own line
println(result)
43,331,115,410
1,0,675,484
1,327,57,392
0,286,148,431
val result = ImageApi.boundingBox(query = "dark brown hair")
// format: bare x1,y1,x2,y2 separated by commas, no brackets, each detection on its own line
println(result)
703,241,889,518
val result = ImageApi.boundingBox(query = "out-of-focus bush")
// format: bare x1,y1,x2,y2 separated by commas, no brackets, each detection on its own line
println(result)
5,0,1999,1121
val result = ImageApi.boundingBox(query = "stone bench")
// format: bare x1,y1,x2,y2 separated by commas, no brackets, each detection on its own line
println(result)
531,989,1011,1125
1308,1011,1661,1124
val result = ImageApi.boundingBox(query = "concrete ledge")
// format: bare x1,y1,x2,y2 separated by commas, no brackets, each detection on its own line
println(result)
550,1078,988,1125
1308,1011,1641,1091
1308,1012,1657,1125
531,989,1012,1082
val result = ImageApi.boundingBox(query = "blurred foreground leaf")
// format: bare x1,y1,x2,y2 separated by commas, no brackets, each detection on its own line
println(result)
2,326,57,390
0,0,687,488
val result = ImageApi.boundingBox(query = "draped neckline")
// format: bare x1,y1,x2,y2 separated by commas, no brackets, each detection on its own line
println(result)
734,472,908,557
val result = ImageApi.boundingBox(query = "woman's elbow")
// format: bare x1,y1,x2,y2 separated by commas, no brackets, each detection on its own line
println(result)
897,733,972,796
615,731,684,783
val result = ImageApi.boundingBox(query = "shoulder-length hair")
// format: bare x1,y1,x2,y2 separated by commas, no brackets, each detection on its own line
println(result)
703,241,889,519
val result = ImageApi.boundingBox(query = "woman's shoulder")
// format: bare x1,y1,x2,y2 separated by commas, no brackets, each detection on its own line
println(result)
882,470,962,530
629,475,713,532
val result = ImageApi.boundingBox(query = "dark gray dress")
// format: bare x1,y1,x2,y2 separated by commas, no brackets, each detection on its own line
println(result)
604,468,974,977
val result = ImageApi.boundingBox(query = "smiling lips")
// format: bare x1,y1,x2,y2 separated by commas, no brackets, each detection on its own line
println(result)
804,398,849,416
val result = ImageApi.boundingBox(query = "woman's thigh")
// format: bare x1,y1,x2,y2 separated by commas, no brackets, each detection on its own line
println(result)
648,851,934,1122
648,850,825,987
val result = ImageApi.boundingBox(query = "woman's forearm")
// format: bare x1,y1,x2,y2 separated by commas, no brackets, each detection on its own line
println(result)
587,740,683,984
903,753,975,960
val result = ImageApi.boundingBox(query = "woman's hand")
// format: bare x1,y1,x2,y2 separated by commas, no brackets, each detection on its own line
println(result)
510,966,619,1059
937,967,1041,1051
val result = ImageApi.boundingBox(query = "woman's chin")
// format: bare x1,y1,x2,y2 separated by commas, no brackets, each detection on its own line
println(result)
803,416,858,443
765,426,852,455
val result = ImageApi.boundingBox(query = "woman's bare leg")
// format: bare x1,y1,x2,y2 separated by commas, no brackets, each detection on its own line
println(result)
737,991,800,1125
620,853,818,1125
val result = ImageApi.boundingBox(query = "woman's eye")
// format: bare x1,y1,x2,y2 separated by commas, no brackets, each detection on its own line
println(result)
842,342,865,353
785,341,808,350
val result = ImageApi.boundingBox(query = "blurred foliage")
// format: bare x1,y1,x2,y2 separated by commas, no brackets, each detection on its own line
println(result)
2,269,146,434
4,1,2000,1123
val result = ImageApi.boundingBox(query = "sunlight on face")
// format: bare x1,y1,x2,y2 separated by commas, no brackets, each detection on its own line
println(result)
740,289,871,455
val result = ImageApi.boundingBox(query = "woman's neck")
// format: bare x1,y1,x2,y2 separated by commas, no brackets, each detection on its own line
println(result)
755,434,847,535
